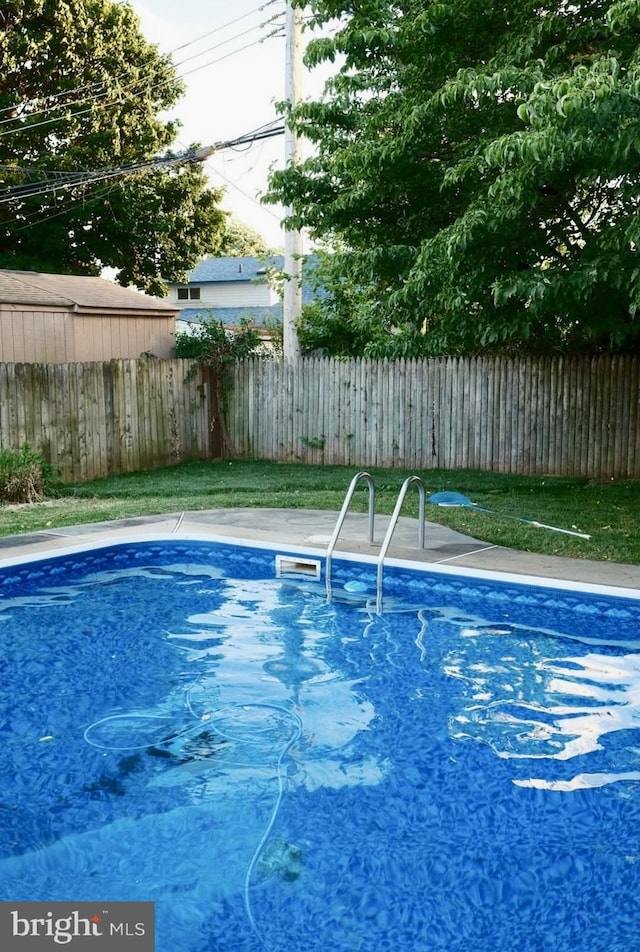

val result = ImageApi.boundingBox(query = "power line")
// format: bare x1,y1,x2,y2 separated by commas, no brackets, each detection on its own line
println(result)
0,6,285,143
210,162,283,221
0,121,285,211
0,1,283,122
171,14,283,71
171,27,284,84
0,29,283,142
11,180,123,232
169,1,282,55
0,3,289,230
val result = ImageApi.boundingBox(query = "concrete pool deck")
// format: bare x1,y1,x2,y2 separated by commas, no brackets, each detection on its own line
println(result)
0,507,639,591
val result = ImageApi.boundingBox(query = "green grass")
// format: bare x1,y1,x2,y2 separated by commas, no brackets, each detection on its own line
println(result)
1,459,640,564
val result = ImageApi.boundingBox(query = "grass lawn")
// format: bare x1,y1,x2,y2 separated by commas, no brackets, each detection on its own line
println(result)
1,459,639,565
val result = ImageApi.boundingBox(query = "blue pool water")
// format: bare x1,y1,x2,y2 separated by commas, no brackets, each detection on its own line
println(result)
1,539,640,951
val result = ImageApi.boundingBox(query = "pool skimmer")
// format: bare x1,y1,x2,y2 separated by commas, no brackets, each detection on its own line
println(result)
274,554,322,580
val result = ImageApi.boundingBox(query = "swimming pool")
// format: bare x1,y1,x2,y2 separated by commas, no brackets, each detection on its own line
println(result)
0,536,639,951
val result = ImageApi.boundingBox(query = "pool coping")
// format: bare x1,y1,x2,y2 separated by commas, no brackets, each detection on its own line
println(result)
0,507,638,594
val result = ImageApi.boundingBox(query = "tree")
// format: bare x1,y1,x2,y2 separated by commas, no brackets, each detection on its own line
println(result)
218,217,274,257
175,317,262,456
269,0,640,356
0,0,226,294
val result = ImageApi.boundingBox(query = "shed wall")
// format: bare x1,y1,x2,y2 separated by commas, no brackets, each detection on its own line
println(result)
0,306,74,362
73,314,175,360
0,307,175,362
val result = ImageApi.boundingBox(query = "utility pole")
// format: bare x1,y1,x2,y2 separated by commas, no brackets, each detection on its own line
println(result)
282,1,303,361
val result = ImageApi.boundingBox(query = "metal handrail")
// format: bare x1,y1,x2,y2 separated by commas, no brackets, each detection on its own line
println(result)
326,471,375,599
376,475,426,613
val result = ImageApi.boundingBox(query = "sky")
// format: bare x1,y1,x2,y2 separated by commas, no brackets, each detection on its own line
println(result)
129,0,333,249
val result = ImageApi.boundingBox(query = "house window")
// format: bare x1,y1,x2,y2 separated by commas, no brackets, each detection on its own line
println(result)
177,287,201,301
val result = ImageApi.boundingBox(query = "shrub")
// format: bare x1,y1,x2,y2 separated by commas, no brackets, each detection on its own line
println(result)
0,443,56,503
175,316,261,365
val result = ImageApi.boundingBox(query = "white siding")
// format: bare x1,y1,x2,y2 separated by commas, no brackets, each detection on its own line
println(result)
170,281,278,310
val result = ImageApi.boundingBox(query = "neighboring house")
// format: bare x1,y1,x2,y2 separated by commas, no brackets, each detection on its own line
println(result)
0,270,178,362
167,255,282,338
167,255,322,339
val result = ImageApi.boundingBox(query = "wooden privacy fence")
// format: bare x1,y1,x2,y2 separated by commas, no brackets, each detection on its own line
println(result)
0,359,212,482
0,355,639,482
227,355,640,479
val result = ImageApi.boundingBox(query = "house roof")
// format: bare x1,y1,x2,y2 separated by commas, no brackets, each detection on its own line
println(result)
178,304,282,328
0,270,177,314
185,255,284,284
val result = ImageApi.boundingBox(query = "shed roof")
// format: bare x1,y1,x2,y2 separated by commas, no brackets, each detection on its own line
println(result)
0,270,177,314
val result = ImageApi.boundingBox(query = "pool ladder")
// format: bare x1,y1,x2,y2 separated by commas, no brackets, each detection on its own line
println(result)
325,471,427,612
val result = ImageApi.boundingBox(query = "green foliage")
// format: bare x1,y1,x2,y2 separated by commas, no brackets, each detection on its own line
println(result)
300,434,326,450
261,312,284,357
175,317,262,371
175,317,262,455
296,247,429,356
270,1,640,356
218,218,274,257
0,443,56,503
0,0,226,294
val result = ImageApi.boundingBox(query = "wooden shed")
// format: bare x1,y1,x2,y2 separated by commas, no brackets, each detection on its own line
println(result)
0,270,178,362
